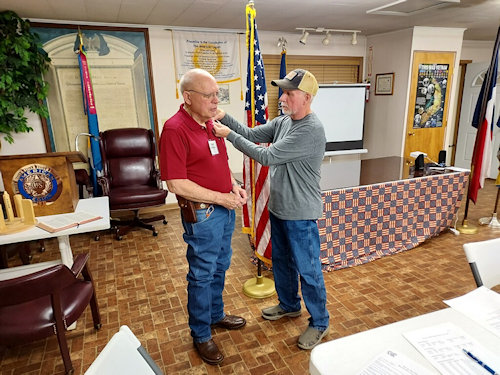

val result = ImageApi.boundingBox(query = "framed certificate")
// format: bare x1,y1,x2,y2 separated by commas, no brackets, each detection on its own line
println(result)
31,23,158,153
375,73,394,95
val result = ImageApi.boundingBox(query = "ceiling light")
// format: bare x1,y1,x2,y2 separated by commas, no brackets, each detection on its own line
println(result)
322,32,331,46
351,32,358,45
299,30,309,45
296,27,361,47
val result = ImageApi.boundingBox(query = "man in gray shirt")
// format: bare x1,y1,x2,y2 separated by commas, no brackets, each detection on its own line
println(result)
213,69,329,349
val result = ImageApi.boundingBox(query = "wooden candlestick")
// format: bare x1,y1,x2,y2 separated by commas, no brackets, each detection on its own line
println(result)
22,199,36,226
14,194,24,221
0,209,5,231
0,195,37,235
3,191,14,222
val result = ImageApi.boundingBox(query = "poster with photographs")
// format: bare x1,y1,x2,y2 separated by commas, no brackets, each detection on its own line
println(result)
413,63,449,128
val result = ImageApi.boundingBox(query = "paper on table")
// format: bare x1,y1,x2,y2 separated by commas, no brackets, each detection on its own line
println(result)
444,286,500,338
357,349,434,375
404,322,500,375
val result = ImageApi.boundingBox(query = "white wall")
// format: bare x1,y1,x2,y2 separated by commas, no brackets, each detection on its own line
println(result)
461,40,495,62
0,111,46,154
364,28,413,159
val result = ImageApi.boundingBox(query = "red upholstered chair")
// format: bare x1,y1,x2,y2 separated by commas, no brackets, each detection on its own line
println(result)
98,128,168,240
0,253,101,375
0,242,31,268
74,168,93,198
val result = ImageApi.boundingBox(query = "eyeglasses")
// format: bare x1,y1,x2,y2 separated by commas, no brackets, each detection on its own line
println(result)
186,89,219,100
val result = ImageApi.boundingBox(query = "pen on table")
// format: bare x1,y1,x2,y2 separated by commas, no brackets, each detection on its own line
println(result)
463,349,499,375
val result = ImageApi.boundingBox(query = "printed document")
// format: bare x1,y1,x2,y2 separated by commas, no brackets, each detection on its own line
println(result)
357,349,434,375
444,286,500,338
404,322,500,375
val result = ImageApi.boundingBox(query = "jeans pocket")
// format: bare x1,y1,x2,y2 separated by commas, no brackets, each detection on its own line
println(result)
194,205,214,224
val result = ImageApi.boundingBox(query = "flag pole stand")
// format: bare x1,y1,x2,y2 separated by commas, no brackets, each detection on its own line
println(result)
243,259,276,299
457,194,479,234
478,185,500,228
457,218,479,234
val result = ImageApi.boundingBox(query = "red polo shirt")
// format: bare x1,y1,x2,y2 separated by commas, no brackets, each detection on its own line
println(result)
159,105,232,193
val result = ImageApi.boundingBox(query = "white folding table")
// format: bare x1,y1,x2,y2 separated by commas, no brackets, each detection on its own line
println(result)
310,307,500,375
0,196,109,280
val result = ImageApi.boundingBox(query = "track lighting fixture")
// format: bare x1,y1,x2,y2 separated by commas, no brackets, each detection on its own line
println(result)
299,29,309,45
351,32,358,45
322,32,331,46
295,27,361,46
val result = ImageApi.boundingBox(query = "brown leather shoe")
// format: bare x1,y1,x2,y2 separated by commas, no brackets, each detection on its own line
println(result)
194,339,224,365
211,315,246,330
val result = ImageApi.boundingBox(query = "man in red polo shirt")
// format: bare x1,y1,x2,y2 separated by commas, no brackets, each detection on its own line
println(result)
159,68,247,365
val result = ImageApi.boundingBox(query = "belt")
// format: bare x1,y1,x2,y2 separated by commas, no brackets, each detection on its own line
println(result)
192,201,210,210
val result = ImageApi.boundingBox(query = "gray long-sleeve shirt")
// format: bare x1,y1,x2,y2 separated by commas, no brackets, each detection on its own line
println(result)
221,112,326,220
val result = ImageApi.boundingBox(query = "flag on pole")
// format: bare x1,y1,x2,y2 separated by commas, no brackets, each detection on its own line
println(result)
278,49,287,115
468,27,500,204
76,30,102,196
496,146,500,186
243,3,272,264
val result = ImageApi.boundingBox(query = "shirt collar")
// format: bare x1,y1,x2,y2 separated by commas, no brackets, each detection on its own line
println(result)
180,104,211,131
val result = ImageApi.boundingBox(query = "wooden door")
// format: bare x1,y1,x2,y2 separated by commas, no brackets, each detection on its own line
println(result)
403,51,456,171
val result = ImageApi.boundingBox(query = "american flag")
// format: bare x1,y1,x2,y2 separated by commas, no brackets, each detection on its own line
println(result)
468,26,500,204
243,3,272,263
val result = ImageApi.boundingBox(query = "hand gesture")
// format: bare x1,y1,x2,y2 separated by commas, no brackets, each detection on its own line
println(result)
232,184,247,205
213,121,231,138
214,108,225,121
219,192,243,210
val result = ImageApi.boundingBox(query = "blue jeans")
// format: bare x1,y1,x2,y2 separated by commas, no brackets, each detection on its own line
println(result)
270,213,329,330
181,205,235,343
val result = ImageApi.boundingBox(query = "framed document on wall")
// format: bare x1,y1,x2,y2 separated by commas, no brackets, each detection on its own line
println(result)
31,23,159,155
375,73,394,95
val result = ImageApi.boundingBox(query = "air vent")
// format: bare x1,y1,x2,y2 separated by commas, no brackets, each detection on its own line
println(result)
366,0,460,16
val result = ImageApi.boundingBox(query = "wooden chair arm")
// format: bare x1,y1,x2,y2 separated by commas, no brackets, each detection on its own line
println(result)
97,176,110,195
70,253,89,277
152,169,163,190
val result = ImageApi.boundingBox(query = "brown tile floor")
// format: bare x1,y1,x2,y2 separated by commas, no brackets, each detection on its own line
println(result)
1,180,499,375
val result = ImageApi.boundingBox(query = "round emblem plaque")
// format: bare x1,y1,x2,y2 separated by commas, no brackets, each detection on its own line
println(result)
12,163,63,203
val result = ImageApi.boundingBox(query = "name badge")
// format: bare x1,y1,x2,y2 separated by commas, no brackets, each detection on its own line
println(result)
208,139,219,156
